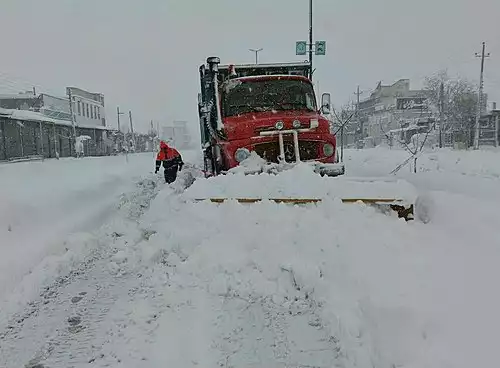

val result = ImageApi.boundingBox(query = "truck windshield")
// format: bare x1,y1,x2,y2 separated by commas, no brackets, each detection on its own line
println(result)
222,78,317,117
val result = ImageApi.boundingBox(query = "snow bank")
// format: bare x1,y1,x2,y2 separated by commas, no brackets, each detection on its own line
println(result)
346,146,500,179
1,146,497,367
345,146,500,203
103,159,499,367
0,151,197,301
186,160,418,202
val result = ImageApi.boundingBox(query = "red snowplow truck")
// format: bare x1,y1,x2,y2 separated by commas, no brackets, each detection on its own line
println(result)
197,57,345,177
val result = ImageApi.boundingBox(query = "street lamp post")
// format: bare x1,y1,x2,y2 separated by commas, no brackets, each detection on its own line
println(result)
249,48,263,64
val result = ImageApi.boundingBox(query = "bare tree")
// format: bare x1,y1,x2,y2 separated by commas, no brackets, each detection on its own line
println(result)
331,103,355,162
424,69,477,147
379,106,434,174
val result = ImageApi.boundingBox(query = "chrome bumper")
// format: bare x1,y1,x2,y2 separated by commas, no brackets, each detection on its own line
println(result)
259,128,313,163
259,128,345,176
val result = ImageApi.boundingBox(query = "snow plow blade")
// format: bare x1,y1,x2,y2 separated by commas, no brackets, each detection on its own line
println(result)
193,197,414,221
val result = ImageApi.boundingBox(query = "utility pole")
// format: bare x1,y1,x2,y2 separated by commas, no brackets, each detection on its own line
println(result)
474,42,490,149
354,86,364,140
129,110,135,151
249,48,263,64
117,106,124,132
295,0,325,81
439,82,444,148
67,88,77,139
128,110,134,134
309,0,313,80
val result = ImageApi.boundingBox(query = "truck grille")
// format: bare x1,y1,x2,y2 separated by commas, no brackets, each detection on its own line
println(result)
254,140,320,163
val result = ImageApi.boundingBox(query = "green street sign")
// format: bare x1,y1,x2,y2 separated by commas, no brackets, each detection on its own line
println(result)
315,41,326,55
296,41,307,55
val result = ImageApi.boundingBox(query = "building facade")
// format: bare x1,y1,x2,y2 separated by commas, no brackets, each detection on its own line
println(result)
39,94,72,121
0,91,41,111
0,86,111,160
357,79,435,147
67,87,106,128
161,120,191,149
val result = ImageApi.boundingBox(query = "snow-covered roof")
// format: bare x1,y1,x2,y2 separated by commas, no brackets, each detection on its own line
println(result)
0,107,108,130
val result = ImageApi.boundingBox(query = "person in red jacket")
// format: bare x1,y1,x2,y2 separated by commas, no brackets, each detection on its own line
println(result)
155,140,184,183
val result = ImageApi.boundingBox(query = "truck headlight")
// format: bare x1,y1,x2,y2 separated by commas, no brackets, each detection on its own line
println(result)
235,148,251,162
323,143,334,157
275,121,284,130
292,120,301,128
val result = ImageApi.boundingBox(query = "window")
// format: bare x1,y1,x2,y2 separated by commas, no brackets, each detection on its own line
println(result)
86,103,89,117
222,78,317,117
94,106,97,119
97,106,101,120
77,101,81,115
91,105,94,119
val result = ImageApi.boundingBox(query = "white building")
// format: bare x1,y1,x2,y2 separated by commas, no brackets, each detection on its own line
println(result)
161,120,191,148
66,87,106,128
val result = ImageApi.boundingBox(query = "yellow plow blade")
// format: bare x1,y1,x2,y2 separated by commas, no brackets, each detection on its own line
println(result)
193,198,414,221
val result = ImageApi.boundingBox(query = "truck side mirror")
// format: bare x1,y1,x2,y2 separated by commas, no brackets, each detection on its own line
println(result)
321,92,331,114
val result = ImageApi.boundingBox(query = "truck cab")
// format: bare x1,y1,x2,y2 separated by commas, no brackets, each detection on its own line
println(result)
198,56,344,177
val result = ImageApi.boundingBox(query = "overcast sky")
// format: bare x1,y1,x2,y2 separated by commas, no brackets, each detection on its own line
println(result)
1,0,499,135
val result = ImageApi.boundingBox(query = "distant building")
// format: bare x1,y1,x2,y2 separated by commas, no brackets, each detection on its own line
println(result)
67,87,106,127
357,79,434,146
0,87,111,160
0,87,106,129
161,120,191,148
479,109,499,147
0,91,41,111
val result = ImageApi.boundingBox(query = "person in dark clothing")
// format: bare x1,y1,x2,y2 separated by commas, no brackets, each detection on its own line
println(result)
155,140,184,184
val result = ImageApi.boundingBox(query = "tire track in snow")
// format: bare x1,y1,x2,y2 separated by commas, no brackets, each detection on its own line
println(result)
0,169,198,368
208,271,343,367
133,264,345,368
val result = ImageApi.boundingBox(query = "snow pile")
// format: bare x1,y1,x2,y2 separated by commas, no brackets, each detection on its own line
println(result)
0,153,160,301
85,159,496,367
119,195,409,367
347,146,500,178
1,146,498,367
345,146,500,203
188,161,417,201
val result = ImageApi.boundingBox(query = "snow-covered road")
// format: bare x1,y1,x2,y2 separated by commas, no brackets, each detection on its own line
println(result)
0,147,499,368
